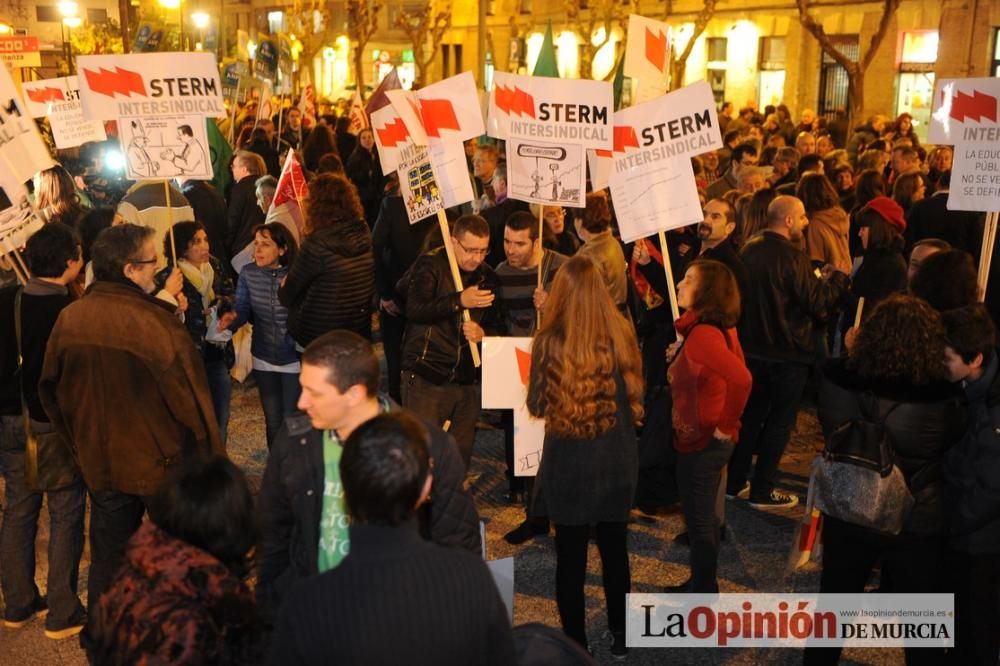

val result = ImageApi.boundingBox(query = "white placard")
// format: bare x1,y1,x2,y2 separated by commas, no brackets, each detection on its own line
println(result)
507,138,586,208
482,336,544,478
397,145,445,224
77,52,225,121
487,71,613,149
21,76,107,149
624,14,671,104
928,77,1000,145
118,115,212,181
0,63,54,206
947,146,1000,211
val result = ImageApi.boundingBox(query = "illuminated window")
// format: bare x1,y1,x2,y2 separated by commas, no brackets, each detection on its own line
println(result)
994,28,1000,76
900,31,938,64
706,37,727,68
267,11,284,34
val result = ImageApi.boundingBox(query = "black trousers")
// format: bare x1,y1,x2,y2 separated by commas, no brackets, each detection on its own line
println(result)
676,437,734,592
554,521,630,648
948,549,1000,666
380,309,407,404
803,516,947,666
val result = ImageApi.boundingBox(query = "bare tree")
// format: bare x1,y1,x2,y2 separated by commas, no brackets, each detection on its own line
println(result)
565,0,635,79
395,1,452,88
664,0,718,90
797,0,901,126
347,0,383,98
286,0,331,81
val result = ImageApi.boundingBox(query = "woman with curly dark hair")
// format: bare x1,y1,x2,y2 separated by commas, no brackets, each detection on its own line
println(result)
805,294,964,666
279,173,374,344
667,259,751,593
526,254,644,658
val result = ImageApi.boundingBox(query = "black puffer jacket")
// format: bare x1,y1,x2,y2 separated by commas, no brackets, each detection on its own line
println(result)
279,219,375,345
255,404,481,623
739,231,849,363
818,359,965,537
399,248,504,385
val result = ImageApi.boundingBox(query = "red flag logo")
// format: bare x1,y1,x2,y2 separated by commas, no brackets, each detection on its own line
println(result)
515,347,532,386
273,152,308,207
947,89,998,123
419,98,460,137
494,85,536,118
83,67,146,98
376,117,410,147
26,87,65,104
645,28,668,72
594,126,640,157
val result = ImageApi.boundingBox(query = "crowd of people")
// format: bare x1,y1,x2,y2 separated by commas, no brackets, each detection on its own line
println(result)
0,95,997,666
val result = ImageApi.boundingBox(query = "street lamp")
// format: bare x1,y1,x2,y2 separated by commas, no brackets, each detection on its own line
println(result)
158,0,185,50
0,23,13,35
57,1,78,73
191,11,209,51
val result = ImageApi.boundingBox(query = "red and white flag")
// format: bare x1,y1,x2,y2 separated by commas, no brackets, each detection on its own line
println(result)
266,150,309,241
297,83,317,130
624,14,671,103
371,103,412,175
348,90,369,135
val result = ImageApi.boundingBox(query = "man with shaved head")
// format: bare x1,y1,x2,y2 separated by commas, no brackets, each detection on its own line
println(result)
729,195,849,510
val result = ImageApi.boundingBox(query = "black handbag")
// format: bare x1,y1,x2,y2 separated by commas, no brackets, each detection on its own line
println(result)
15,289,80,492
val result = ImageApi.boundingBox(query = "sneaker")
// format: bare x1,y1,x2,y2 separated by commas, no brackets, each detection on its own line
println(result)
749,490,799,509
610,630,628,660
725,481,750,500
44,608,87,640
503,520,548,545
3,596,48,629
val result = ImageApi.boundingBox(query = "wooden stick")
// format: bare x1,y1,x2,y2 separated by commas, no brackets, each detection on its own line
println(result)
536,205,545,289
853,296,865,329
163,180,176,264
978,211,998,302
437,209,482,367
657,230,680,321
228,77,242,145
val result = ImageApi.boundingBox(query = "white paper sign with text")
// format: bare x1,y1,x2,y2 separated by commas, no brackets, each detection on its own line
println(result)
21,76,107,149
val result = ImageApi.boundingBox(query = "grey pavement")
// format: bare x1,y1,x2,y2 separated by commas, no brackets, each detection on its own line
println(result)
0,380,904,665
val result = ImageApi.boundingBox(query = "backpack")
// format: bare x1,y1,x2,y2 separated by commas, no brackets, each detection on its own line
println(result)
812,392,915,535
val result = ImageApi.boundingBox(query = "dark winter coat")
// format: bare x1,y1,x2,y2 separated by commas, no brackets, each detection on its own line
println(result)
226,176,266,259
83,522,260,665
399,248,504,386
155,256,235,367
845,248,907,331
818,359,965,537
181,181,230,268
371,195,436,303
345,147,384,227
945,354,1000,554
255,404,481,622
279,219,375,345
230,263,297,366
530,373,639,525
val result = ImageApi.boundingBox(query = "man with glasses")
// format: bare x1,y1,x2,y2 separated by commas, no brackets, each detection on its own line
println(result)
399,214,504,469
39,223,223,615
257,331,479,623
705,141,759,201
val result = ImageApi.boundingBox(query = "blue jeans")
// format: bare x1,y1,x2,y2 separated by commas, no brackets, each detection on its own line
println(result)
255,370,300,449
0,415,86,627
204,356,232,445
86,489,146,613
727,358,809,499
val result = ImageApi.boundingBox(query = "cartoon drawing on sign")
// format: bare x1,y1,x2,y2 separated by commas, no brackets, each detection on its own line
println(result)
126,120,159,177
160,124,207,175
508,139,586,207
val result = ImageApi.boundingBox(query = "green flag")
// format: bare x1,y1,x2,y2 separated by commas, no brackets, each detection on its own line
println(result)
611,51,626,110
532,21,559,78
207,118,233,193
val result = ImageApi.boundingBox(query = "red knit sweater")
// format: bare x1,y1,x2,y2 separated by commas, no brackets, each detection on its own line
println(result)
667,309,753,453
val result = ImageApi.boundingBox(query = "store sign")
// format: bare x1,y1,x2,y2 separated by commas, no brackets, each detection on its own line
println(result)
0,36,41,68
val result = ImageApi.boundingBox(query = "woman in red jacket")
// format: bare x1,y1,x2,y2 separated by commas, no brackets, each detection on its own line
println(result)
667,259,752,592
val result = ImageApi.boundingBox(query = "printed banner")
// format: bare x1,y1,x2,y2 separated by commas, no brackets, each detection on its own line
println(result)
624,15,671,103
21,76,107,149
0,36,40,68
0,63,54,207
397,145,445,224
482,337,544,477
118,116,212,180
254,37,278,82
77,52,226,121
928,77,1000,145
507,138,586,208
487,71,613,149
945,145,1000,212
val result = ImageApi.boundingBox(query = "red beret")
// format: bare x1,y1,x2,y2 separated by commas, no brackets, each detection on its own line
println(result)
863,196,906,234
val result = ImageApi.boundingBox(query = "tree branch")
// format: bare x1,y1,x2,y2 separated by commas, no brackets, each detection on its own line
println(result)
860,0,901,70
676,0,718,66
796,0,857,75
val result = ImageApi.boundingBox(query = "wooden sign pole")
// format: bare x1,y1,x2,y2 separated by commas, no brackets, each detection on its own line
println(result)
978,211,998,302
657,230,680,321
163,180,177,264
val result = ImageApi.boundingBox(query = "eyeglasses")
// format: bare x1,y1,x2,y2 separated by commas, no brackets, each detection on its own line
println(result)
130,257,158,266
454,239,489,257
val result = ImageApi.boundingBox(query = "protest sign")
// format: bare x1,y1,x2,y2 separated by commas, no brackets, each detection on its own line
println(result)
397,145,445,224
0,63,54,207
21,76,107,149
254,37,278,82
482,337,544,477
0,36,40,68
623,15,671,103
348,90,369,134
77,52,225,121
371,103,410,174
507,139,585,207
119,116,212,180
487,71,613,149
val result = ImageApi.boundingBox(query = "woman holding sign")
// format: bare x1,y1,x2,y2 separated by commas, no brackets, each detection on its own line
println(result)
526,255,644,659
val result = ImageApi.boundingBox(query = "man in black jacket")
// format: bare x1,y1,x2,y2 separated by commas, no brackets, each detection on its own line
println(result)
268,411,514,665
256,330,480,622
177,177,229,270
225,150,267,263
941,305,1000,665
728,195,849,508
399,214,505,468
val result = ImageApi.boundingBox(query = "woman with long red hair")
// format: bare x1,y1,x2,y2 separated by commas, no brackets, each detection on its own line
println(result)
526,254,644,659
